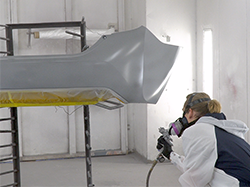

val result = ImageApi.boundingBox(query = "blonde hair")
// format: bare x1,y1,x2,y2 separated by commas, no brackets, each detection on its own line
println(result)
183,92,221,118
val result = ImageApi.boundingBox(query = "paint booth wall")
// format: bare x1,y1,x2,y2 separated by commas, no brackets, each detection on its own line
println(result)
196,0,250,142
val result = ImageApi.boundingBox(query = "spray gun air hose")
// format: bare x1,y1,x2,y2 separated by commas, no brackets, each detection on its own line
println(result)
146,159,158,187
146,149,165,187
146,127,172,187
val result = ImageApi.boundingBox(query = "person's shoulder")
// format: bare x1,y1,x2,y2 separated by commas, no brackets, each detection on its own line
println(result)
183,122,214,138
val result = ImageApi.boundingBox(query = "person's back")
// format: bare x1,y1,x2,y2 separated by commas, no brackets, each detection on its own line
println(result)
215,126,250,186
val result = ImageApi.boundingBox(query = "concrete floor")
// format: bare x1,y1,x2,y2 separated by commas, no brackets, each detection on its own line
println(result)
0,153,182,187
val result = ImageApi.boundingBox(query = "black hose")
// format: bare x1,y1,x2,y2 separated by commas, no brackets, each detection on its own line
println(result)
146,159,158,187
146,150,165,187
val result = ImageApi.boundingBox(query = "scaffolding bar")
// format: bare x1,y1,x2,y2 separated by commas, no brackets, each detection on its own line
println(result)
0,37,9,41
6,21,82,29
0,117,15,122
5,24,13,56
10,108,20,187
0,143,15,148
0,170,16,176
80,17,94,187
0,130,15,133
84,105,94,187
0,183,18,187
0,51,11,54
0,157,16,162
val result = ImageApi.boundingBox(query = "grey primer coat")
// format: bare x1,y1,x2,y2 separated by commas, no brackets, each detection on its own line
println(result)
0,26,179,105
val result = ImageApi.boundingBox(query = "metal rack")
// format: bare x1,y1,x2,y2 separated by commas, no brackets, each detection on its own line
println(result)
0,108,20,187
0,17,97,187
0,23,21,187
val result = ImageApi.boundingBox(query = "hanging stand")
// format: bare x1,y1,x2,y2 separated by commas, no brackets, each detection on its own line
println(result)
83,105,94,187
0,17,95,187
0,24,21,187
79,18,94,187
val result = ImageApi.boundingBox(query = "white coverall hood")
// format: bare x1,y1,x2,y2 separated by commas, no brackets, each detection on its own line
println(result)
198,116,249,139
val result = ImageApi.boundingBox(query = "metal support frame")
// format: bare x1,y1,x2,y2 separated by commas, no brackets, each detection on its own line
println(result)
78,18,94,187
0,108,20,187
0,24,21,187
83,106,94,187
1,17,94,187
10,108,21,186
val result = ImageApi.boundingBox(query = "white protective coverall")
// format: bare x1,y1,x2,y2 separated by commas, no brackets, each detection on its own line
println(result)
170,115,250,187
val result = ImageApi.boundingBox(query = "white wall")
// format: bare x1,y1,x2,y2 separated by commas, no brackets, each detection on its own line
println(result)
127,103,148,157
196,0,250,142
72,0,118,28
124,0,146,30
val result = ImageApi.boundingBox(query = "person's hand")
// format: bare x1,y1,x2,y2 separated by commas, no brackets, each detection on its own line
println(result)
156,136,173,159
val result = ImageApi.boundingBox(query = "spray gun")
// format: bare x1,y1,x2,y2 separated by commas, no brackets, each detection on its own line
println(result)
159,127,173,146
146,126,173,187
146,116,186,187
146,116,188,186
155,127,173,162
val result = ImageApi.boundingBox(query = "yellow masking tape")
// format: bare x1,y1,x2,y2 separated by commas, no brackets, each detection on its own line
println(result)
0,89,121,107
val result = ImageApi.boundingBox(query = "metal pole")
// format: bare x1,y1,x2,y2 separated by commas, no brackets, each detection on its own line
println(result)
83,105,94,187
80,17,94,187
80,17,87,51
10,108,21,187
5,25,13,56
6,25,21,187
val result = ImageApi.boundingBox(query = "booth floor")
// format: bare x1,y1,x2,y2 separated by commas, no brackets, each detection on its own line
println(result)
0,153,182,187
